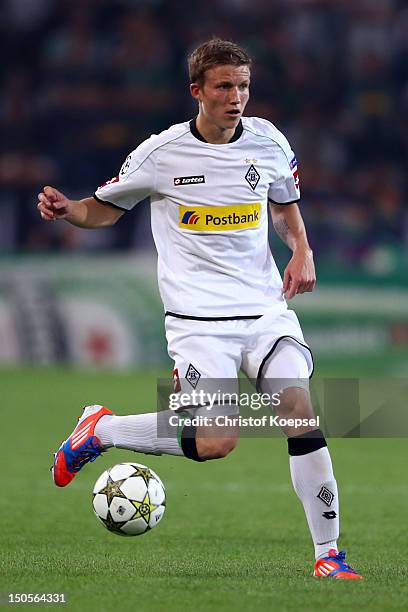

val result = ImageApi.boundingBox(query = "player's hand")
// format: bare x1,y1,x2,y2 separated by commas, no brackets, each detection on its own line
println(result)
282,248,316,300
37,186,73,221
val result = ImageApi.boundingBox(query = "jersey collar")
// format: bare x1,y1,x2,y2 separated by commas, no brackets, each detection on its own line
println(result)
189,117,243,144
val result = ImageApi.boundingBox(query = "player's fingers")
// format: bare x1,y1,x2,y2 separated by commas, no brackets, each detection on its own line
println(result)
38,201,52,213
297,276,316,294
282,269,291,293
38,194,68,216
38,199,57,217
39,207,55,221
40,213,54,221
38,194,54,208
51,202,67,211
286,279,299,300
305,278,316,292
37,201,47,212
43,185,63,202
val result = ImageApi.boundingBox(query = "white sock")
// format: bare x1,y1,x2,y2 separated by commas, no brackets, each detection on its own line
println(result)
95,412,184,457
289,446,339,560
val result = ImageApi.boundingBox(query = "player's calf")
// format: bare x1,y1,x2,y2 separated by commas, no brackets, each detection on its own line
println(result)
196,434,238,460
93,410,238,461
181,422,239,461
274,386,317,437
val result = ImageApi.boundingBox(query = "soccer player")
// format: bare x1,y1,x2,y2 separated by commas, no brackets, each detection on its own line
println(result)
37,38,361,579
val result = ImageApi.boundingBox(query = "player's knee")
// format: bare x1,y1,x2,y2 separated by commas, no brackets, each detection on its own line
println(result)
197,436,238,460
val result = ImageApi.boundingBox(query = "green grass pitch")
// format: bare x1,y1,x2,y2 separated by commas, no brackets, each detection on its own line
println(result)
1,367,407,611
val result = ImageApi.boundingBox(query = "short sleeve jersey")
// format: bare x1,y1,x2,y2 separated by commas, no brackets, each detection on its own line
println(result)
94,117,300,318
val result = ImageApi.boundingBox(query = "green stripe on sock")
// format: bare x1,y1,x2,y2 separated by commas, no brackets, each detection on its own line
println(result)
176,412,189,448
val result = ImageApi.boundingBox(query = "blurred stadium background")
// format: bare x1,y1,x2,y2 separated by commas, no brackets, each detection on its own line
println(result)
1,0,407,373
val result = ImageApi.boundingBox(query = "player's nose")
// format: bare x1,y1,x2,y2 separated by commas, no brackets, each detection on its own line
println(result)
229,86,241,103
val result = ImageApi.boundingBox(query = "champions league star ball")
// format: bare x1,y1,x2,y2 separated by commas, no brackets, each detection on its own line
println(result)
92,463,166,536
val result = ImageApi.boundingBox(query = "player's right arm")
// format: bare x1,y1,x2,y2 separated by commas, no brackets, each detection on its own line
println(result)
37,186,124,228
38,133,160,228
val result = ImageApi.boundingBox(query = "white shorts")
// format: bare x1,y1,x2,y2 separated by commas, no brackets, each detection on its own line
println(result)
165,309,313,404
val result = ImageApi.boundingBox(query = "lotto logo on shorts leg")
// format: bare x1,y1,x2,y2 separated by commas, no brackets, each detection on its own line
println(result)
185,364,201,389
317,486,334,507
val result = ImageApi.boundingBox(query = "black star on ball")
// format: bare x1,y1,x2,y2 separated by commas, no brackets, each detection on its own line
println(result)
99,475,127,505
100,510,127,535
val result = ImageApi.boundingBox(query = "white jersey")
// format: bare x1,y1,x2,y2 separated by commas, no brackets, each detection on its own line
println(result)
94,117,300,318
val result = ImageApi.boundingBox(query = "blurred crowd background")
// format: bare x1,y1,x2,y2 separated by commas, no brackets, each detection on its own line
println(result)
1,0,407,276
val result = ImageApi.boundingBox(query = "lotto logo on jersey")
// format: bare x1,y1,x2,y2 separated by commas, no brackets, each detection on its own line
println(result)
174,175,205,186
179,203,261,231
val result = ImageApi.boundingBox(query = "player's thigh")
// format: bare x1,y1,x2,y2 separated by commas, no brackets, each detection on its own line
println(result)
166,316,242,383
242,309,314,384
166,316,241,452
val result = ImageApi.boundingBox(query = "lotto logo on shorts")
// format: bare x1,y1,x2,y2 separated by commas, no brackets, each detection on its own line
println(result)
179,203,261,231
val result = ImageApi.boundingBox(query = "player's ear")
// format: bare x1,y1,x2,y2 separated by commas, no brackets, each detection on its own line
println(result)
190,83,201,101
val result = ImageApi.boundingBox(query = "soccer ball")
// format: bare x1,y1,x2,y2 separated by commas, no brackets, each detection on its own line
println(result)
92,462,166,536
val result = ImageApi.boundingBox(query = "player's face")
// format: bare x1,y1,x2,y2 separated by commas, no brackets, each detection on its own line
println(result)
191,64,250,133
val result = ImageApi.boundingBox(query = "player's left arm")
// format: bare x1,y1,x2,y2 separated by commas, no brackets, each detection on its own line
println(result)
269,202,316,299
